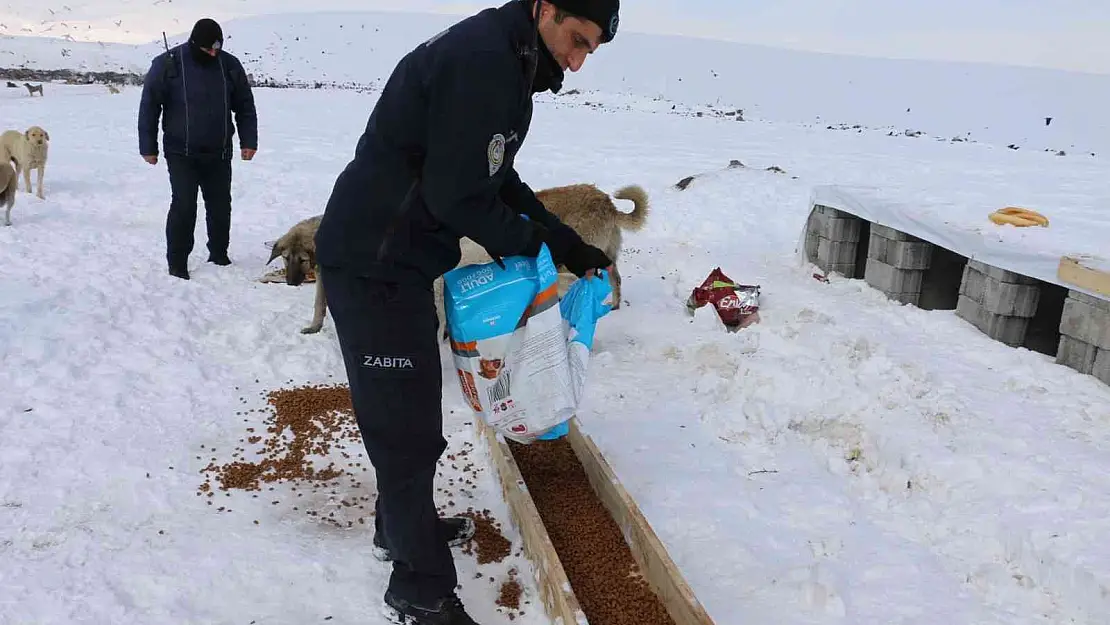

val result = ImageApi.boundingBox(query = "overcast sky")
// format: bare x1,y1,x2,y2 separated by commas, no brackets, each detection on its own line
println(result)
420,0,1110,75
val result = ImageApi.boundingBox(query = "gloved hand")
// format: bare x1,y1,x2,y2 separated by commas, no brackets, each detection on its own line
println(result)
518,221,611,276
562,240,612,277
519,221,550,257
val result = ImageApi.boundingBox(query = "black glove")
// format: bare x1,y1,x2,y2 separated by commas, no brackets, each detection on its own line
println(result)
518,221,550,258
562,240,612,277
532,222,582,265
517,222,610,276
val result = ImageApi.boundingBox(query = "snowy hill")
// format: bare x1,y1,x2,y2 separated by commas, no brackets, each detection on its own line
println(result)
2,8,1109,156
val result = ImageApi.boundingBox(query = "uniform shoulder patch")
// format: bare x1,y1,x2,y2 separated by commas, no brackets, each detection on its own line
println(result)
487,133,506,177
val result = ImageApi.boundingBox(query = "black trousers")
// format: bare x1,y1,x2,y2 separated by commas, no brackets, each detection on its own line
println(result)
165,154,232,266
322,265,455,604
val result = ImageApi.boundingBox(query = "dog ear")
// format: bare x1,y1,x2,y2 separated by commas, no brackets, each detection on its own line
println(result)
267,240,285,264
43,130,49,141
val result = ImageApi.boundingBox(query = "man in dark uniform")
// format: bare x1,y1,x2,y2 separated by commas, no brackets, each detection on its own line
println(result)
313,0,619,622
137,18,258,280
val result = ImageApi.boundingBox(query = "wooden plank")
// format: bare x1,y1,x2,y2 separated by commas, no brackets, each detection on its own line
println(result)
473,418,588,625
566,420,716,625
1058,255,1110,298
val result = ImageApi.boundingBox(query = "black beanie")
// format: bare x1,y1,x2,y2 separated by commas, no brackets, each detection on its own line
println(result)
189,18,223,50
547,0,620,43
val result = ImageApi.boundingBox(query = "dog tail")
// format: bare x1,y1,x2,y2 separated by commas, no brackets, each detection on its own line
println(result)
611,184,650,232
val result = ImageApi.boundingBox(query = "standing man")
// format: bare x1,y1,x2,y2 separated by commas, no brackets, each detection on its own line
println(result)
138,18,258,280
314,0,618,623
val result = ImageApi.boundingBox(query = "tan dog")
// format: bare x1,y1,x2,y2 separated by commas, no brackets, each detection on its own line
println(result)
0,162,16,226
106,84,121,94
536,183,650,307
432,183,650,339
267,214,327,334
0,126,49,199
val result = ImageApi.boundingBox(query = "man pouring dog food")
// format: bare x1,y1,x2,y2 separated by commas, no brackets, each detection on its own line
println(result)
314,0,619,622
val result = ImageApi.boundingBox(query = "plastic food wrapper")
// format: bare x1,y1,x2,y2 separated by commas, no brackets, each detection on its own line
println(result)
686,267,761,330
443,243,613,444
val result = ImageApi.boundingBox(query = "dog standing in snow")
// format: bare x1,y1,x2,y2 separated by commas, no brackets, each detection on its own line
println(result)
0,161,16,226
24,83,43,97
0,126,50,199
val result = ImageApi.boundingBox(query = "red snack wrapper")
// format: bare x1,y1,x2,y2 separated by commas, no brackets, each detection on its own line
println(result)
686,268,761,331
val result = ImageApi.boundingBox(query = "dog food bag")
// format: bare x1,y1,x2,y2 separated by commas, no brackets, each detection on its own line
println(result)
536,266,614,440
687,267,761,330
443,243,613,444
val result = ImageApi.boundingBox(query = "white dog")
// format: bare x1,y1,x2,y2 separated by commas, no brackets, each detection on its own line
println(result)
0,125,50,199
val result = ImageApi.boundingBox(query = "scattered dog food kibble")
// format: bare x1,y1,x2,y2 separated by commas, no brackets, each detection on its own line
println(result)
497,577,523,611
509,438,677,625
197,384,370,527
459,508,512,565
199,383,358,493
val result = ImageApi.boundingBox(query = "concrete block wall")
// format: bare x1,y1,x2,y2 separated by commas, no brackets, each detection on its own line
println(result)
956,260,1041,347
864,224,934,305
802,207,1110,388
805,205,864,278
1056,291,1110,385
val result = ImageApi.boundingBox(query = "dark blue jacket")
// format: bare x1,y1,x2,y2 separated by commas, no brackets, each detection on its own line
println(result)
314,0,580,286
137,44,258,159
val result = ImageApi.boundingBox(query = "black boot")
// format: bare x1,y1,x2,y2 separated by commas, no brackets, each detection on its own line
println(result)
207,253,231,266
383,592,480,625
372,516,475,562
168,264,190,280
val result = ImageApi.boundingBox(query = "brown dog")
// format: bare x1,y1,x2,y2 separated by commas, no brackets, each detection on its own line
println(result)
536,183,650,307
432,183,650,339
267,214,327,334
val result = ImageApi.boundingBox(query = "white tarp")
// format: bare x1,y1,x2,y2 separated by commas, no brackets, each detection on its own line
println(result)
806,184,1110,302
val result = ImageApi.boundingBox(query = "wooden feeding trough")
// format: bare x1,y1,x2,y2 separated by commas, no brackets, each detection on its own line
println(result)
475,417,716,625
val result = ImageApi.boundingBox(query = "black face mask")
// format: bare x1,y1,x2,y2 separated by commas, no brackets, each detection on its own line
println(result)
189,41,220,65
532,33,565,93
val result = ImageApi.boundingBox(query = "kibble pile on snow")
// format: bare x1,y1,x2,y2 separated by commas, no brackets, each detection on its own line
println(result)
198,384,372,526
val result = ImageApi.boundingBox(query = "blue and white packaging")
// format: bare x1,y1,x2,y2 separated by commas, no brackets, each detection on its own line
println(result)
443,243,612,444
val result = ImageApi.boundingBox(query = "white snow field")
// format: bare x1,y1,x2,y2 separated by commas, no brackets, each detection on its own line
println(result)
4,5,1110,155
4,7,1110,625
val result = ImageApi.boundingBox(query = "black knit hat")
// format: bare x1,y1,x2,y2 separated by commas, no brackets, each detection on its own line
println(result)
547,0,620,43
189,18,223,50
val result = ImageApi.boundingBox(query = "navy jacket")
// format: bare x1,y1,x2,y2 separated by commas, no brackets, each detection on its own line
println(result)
137,44,258,159
314,0,579,286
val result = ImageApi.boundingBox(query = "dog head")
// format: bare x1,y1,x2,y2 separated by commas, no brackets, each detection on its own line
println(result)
268,233,316,286
24,126,48,146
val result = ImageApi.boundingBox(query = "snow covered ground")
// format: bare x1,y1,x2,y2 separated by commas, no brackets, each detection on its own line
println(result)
4,7,1110,625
